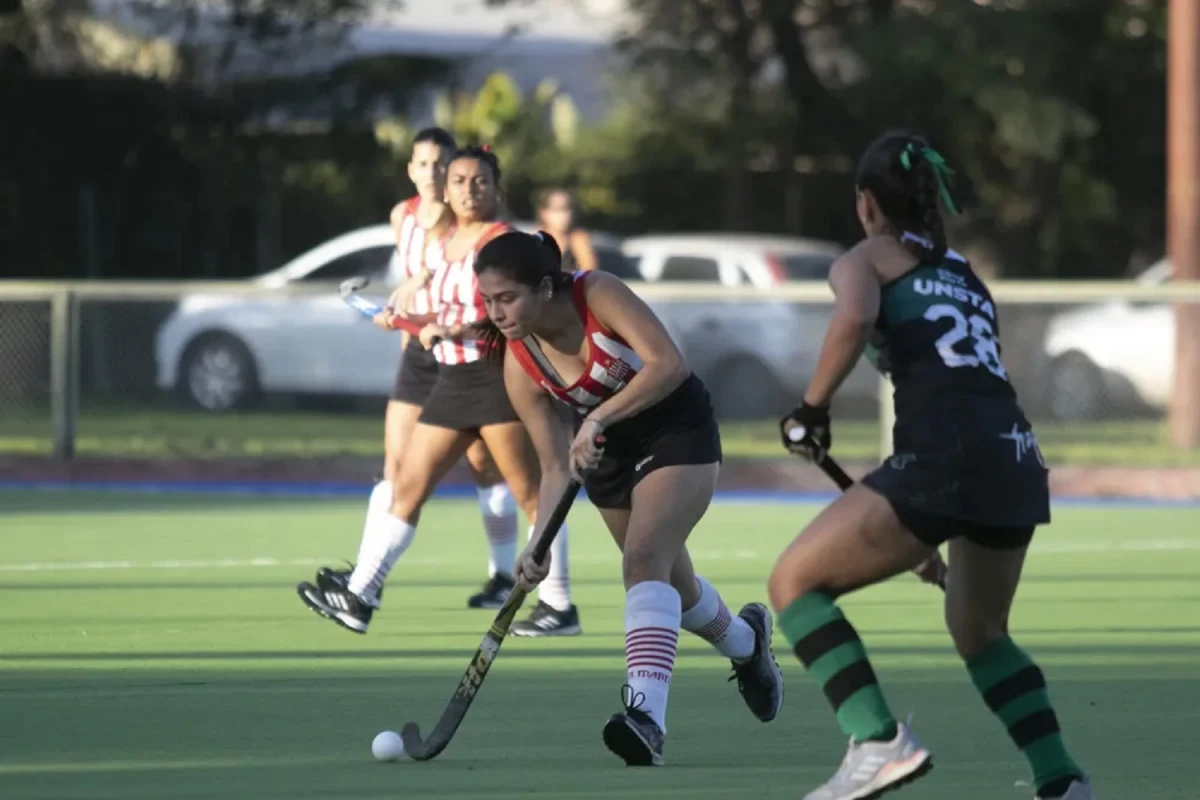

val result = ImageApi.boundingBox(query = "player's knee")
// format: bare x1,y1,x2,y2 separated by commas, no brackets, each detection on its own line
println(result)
622,541,671,588
944,600,1006,660
767,549,820,612
390,468,433,523
468,460,503,488
464,443,502,484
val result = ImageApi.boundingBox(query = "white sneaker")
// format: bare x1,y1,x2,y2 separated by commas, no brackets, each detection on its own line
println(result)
803,722,933,800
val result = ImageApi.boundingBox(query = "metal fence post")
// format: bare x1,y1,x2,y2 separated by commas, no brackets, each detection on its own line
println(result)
49,290,79,460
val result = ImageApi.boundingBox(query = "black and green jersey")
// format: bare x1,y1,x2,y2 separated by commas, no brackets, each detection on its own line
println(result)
866,252,1015,417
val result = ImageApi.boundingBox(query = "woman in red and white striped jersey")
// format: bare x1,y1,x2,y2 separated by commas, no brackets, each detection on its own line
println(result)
302,130,525,623
300,147,579,638
472,230,784,766
369,128,524,613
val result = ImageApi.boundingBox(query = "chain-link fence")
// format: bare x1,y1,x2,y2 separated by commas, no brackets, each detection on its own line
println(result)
0,299,52,455
0,282,1196,470
1001,296,1196,468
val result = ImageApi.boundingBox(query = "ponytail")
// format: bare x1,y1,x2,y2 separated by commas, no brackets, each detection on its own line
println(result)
857,132,961,264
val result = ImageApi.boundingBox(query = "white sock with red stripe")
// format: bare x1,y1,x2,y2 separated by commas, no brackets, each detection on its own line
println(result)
477,484,517,578
679,576,755,662
624,581,681,732
531,523,572,611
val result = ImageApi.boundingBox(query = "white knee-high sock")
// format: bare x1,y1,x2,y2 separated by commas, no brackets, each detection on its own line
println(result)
531,523,572,611
624,581,681,732
347,481,415,604
679,576,755,661
478,484,517,578
366,478,393,519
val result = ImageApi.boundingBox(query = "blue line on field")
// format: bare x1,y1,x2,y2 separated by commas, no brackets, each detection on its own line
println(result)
0,479,1198,509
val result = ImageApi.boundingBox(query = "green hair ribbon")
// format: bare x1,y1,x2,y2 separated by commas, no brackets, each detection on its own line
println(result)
899,142,960,215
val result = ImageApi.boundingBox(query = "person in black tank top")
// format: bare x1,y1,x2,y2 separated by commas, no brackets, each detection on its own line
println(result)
767,132,1092,800
472,230,784,767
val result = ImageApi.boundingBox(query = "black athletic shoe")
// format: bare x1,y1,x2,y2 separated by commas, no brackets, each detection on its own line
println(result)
602,686,665,766
315,563,383,601
728,602,785,722
297,580,374,634
466,573,515,609
511,601,582,637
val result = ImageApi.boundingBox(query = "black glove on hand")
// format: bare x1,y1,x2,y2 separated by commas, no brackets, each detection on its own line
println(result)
779,402,831,462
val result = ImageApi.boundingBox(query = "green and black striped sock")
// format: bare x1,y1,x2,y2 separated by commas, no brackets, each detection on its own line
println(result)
967,636,1083,796
778,592,897,742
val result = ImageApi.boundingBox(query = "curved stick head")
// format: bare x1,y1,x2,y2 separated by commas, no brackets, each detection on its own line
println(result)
339,276,370,297
400,722,425,759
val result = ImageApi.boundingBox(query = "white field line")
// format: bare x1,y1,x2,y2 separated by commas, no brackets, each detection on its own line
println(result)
0,537,1198,573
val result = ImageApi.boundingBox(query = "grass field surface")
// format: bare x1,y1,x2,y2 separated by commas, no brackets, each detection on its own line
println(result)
2,406,1198,466
1,491,1197,798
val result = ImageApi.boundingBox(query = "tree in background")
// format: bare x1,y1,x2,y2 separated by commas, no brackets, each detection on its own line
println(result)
0,0,449,278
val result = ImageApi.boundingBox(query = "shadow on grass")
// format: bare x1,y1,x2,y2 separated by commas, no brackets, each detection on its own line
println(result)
0,663,1191,799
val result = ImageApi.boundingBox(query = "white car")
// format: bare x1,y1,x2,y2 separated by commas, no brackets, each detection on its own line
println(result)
155,223,632,411
156,225,867,417
620,233,876,418
1042,260,1173,419
156,225,405,410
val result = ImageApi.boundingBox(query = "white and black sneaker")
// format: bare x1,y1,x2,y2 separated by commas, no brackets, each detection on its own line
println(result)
314,563,384,601
297,580,376,634
467,573,515,609
511,601,582,637
728,602,785,722
602,685,665,766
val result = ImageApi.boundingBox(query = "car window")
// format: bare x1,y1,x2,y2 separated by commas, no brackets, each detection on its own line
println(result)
775,253,837,280
595,245,641,280
301,246,394,283
660,256,720,282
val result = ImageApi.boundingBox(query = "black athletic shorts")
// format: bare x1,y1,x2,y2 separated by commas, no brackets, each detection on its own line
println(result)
584,373,722,510
861,397,1050,551
390,337,438,405
418,358,519,431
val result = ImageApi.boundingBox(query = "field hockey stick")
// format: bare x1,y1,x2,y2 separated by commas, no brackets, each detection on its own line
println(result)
786,426,947,591
338,277,441,344
400,477,584,761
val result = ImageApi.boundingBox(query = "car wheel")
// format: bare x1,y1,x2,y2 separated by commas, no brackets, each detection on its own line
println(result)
1048,351,1107,420
710,358,786,420
178,334,260,411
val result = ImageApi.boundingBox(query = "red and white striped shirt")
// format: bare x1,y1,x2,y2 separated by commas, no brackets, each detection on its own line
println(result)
390,196,435,316
509,272,644,414
426,221,510,365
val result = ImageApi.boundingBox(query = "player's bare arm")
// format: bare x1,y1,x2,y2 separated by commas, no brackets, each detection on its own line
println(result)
503,350,574,587
579,271,690,429
802,241,882,407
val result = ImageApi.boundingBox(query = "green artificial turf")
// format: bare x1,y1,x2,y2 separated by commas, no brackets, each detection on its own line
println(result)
0,492,1197,798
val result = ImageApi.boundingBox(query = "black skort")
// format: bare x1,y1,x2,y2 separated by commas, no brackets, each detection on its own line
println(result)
584,373,723,510
390,337,438,405
418,358,520,431
862,396,1050,550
